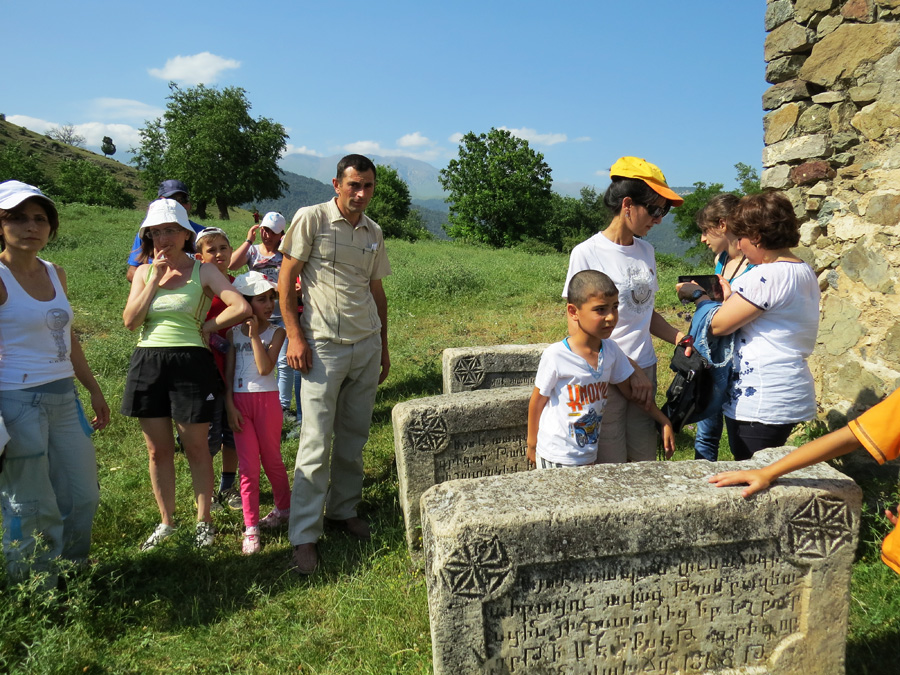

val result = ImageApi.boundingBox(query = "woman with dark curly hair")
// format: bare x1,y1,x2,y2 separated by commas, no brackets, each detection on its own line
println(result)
679,191,820,460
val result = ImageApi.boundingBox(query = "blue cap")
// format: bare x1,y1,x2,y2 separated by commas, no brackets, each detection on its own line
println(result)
157,179,190,199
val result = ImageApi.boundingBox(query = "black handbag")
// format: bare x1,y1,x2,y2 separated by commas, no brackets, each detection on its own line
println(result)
661,337,713,433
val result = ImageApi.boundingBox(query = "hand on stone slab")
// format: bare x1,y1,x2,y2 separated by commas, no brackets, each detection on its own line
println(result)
707,469,771,499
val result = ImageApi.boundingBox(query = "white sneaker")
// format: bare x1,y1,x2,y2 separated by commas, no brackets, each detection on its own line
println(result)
259,507,290,530
194,521,216,547
141,523,176,551
242,527,261,555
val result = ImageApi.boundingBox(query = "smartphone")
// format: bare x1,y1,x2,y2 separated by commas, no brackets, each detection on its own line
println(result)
678,274,723,302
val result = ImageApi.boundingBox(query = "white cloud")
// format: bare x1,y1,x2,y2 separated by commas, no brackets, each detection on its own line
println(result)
87,98,163,123
448,132,464,144
6,115,141,152
6,115,56,134
574,136,592,143
148,52,240,85
342,139,446,163
76,122,142,150
343,140,384,156
498,126,567,146
282,144,324,158
397,132,433,148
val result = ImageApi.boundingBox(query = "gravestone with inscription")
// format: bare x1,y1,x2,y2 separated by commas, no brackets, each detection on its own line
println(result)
422,448,861,674
393,386,532,551
442,344,548,394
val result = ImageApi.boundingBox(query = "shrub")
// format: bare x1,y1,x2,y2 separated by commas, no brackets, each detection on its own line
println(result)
53,159,135,209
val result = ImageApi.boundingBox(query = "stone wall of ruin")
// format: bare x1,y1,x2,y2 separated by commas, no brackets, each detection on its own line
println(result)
763,0,900,423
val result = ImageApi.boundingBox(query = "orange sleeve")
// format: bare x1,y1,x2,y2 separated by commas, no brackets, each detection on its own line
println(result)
847,389,900,464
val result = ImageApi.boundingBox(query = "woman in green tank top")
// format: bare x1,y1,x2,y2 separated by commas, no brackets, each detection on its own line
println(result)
122,199,250,550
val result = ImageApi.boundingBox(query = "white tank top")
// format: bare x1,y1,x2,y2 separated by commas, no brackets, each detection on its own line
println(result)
231,323,278,393
0,259,75,389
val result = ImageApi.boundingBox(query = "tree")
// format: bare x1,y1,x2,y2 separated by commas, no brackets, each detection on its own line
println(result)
543,187,613,253
439,128,552,248
132,83,288,219
366,164,430,242
673,163,761,259
55,159,135,209
101,136,116,158
47,124,86,148
0,143,53,192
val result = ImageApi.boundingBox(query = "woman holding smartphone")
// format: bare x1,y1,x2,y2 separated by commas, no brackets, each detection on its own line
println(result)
677,191,819,461
676,194,754,461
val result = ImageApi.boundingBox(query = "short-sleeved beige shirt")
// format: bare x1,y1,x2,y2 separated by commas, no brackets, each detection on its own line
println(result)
280,199,391,345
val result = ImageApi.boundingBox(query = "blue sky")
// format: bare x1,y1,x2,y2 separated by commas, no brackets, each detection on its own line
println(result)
7,0,767,191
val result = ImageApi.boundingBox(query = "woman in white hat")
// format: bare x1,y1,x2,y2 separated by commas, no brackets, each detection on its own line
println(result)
562,157,687,464
0,180,109,584
122,199,250,550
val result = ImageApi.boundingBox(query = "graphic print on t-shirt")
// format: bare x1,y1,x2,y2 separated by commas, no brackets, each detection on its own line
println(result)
566,381,609,447
621,264,655,315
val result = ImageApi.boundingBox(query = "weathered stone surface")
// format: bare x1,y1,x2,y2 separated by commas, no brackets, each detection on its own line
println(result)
842,239,894,292
879,321,900,361
842,0,876,22
393,386,531,550
819,293,865,353
808,181,831,196
795,0,838,23
832,151,856,166
817,13,844,37
791,160,836,185
877,0,900,8
832,130,859,150
762,134,831,167
798,103,831,133
830,100,859,134
762,164,792,189
764,103,801,144
838,163,863,178
765,0,794,31
799,23,900,86
852,100,900,139
850,82,881,103
422,450,861,675
866,192,900,225
766,54,808,84
763,79,812,110
765,21,816,61
811,91,846,104
442,344,548,393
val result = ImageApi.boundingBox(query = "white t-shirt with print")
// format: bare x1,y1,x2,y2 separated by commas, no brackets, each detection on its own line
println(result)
563,233,659,367
535,338,634,465
723,261,820,424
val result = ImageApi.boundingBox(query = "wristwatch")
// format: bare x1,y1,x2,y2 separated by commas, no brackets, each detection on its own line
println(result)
690,289,706,302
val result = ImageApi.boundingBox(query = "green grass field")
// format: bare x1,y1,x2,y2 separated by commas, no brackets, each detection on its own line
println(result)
0,204,897,673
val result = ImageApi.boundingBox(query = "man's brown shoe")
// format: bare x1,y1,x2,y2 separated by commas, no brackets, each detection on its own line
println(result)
325,516,371,541
291,543,317,575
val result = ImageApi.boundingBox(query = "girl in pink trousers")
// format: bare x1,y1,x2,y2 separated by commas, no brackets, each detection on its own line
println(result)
225,272,292,554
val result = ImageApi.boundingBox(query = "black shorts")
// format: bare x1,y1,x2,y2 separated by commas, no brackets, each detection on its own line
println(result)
121,347,221,424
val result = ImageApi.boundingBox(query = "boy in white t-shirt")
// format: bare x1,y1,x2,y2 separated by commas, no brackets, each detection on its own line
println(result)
527,270,675,468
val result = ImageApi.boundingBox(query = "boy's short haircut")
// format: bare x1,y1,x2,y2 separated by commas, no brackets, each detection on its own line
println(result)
567,270,618,306
196,227,231,249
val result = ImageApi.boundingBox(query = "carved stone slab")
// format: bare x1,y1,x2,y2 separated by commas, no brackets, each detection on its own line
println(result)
393,386,532,551
422,448,861,675
442,344,549,394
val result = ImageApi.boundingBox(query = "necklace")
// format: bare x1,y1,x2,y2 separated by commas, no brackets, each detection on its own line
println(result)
725,254,748,283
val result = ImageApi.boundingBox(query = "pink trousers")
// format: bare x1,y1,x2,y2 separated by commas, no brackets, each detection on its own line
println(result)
233,391,291,528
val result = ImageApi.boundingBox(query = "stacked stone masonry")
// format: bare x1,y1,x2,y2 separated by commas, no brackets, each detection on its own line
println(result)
763,0,900,424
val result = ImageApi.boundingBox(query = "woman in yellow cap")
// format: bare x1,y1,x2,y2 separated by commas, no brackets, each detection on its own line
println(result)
562,157,685,464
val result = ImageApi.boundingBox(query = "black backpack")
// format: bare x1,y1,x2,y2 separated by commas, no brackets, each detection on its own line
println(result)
661,339,713,434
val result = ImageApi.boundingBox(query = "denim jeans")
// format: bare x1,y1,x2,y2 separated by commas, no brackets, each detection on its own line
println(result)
0,385,99,581
272,317,301,421
694,414,724,461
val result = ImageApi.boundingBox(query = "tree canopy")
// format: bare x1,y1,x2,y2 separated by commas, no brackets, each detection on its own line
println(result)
47,124,86,148
673,163,761,259
132,83,288,219
366,164,430,242
439,128,552,248
101,136,116,158
55,159,135,209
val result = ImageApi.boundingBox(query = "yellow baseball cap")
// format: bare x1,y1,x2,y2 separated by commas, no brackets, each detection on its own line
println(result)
610,156,684,206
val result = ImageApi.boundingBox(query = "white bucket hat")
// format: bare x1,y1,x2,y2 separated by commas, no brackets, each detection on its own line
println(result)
233,271,277,296
260,211,286,234
0,180,58,225
139,198,193,239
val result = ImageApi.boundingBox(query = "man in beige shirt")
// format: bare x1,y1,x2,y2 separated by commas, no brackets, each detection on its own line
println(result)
278,154,390,574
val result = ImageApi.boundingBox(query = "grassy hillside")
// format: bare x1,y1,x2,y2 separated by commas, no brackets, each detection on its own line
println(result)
0,203,896,673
